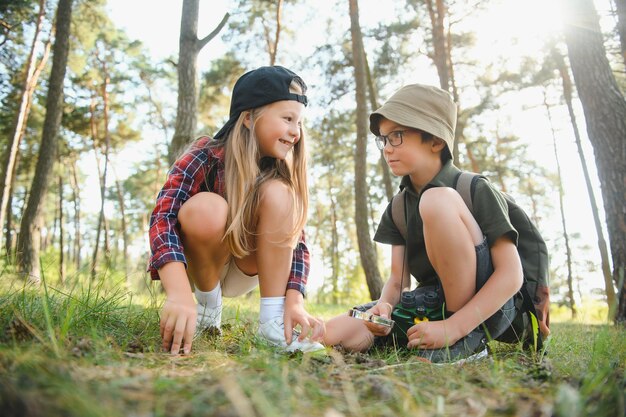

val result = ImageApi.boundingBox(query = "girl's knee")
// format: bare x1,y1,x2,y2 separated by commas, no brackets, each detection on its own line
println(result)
179,192,228,240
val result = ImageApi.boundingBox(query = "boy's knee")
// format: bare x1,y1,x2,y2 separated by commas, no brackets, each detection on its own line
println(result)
419,187,462,221
179,192,228,239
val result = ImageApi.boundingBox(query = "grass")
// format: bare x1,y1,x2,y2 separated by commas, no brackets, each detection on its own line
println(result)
0,275,624,417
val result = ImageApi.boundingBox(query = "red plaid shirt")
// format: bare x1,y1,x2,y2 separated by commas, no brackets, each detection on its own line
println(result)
148,136,309,295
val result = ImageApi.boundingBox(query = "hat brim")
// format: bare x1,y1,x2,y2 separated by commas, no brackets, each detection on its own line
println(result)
370,102,454,146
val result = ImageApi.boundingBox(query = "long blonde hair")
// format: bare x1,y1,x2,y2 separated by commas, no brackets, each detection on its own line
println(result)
220,81,308,258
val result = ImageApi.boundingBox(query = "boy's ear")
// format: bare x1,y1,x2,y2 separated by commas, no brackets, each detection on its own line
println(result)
242,111,251,129
431,137,446,153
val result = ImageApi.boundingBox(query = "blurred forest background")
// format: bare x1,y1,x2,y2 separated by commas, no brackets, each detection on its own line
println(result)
1,0,625,321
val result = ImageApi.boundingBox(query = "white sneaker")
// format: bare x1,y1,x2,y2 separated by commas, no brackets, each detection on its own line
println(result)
196,302,222,333
257,317,325,353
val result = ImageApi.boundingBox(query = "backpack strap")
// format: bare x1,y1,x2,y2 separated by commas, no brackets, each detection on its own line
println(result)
391,189,407,241
455,171,477,213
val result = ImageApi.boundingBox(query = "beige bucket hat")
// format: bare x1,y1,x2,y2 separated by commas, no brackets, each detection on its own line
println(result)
369,84,457,157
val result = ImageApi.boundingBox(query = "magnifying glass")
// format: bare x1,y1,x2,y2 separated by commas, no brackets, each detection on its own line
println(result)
348,309,395,328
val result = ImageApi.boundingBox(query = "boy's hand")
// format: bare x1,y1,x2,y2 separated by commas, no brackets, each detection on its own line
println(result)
364,302,393,336
406,319,462,349
160,293,197,355
284,289,325,344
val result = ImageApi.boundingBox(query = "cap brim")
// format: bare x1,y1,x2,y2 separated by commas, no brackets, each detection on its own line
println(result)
213,117,237,140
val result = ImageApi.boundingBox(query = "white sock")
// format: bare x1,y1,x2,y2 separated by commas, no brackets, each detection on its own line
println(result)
195,284,222,308
259,296,285,324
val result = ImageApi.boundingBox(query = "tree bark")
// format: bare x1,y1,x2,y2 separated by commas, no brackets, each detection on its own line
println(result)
17,0,73,281
0,0,48,251
563,0,626,322
553,47,616,314
169,0,229,163
349,0,383,300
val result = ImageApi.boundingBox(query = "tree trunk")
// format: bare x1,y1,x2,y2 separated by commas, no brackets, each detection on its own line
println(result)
69,156,81,271
58,172,65,284
349,0,383,300
615,0,626,66
17,0,73,282
169,0,229,163
327,175,339,304
563,0,626,322
425,0,450,92
553,48,616,315
544,93,576,318
5,176,15,259
114,173,129,285
265,0,283,65
364,49,394,201
0,0,48,251
91,62,111,280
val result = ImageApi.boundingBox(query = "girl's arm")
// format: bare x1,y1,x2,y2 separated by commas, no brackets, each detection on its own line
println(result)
148,139,210,279
407,236,522,348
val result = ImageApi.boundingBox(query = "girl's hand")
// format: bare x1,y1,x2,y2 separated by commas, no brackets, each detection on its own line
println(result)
160,292,197,355
158,262,196,355
406,319,462,350
284,289,325,344
364,302,393,336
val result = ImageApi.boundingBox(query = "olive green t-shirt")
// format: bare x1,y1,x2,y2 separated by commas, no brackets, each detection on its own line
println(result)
373,160,518,286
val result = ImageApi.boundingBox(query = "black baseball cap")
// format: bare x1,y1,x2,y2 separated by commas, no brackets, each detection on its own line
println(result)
213,66,308,140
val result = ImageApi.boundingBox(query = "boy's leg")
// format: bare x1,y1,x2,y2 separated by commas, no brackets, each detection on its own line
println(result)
419,187,483,312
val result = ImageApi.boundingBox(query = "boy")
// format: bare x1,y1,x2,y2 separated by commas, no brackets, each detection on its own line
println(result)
323,84,523,363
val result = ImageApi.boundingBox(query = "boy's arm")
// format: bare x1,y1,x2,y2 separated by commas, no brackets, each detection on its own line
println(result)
407,236,522,348
366,245,409,335
377,244,409,307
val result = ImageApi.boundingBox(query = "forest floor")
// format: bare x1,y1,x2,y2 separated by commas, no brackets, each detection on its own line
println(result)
0,277,624,417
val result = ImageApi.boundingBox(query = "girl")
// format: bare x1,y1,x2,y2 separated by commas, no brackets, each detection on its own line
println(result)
148,66,325,355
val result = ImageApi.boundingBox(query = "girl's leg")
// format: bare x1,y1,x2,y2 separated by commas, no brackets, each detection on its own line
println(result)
237,179,296,296
247,179,324,351
419,187,483,312
178,192,230,291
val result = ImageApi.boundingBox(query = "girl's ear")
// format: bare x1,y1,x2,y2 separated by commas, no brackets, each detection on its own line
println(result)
431,137,446,153
242,111,252,129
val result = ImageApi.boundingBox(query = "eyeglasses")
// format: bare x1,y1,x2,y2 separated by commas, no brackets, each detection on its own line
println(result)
374,130,411,151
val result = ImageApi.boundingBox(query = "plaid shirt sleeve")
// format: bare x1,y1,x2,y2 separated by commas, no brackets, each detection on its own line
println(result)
147,141,210,279
287,230,309,296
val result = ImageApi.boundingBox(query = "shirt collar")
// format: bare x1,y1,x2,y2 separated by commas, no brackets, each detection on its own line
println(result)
398,160,461,196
